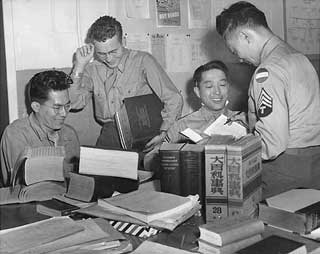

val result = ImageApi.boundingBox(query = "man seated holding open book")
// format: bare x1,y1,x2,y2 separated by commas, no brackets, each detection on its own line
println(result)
165,60,247,144
0,70,80,204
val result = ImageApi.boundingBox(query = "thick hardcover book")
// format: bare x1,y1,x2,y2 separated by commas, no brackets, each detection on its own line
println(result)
180,144,205,216
97,190,197,224
12,146,65,186
226,134,262,217
65,172,114,202
204,141,229,222
114,93,163,150
258,189,320,234
199,216,265,246
236,235,307,254
159,143,185,195
198,234,262,254
36,198,79,216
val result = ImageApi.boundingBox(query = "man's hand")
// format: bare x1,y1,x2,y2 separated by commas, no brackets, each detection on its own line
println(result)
73,44,95,72
143,132,167,153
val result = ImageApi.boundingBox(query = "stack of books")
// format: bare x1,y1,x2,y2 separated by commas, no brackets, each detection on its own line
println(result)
198,216,265,254
204,134,262,222
97,189,200,231
258,188,320,234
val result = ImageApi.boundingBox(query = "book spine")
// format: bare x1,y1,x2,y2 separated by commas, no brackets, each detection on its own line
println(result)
205,145,228,222
180,147,205,218
227,139,262,217
199,234,262,254
159,149,182,195
180,148,204,197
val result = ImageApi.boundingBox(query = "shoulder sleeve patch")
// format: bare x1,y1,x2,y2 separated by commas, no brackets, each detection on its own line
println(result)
255,68,269,83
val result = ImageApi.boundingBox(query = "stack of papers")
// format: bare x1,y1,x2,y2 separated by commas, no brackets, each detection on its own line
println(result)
0,217,131,253
180,114,247,143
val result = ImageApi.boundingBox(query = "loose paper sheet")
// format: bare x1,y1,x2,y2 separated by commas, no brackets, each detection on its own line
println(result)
166,34,191,73
187,0,211,29
124,33,151,53
151,33,167,69
125,0,150,19
203,114,247,139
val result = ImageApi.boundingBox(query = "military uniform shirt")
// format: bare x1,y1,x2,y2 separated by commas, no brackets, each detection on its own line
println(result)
70,48,183,131
248,36,320,160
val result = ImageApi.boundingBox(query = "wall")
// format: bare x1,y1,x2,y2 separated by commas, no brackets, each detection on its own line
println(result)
3,0,318,146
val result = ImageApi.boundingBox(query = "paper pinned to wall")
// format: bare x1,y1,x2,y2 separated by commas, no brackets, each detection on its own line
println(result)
166,34,191,73
156,0,181,27
78,0,109,44
125,0,150,19
190,34,210,70
187,0,211,29
151,33,167,70
285,0,320,55
124,33,151,53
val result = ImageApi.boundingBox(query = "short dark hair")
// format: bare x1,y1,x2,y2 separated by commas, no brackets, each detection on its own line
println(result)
87,15,123,43
216,1,269,38
193,60,229,87
28,70,72,104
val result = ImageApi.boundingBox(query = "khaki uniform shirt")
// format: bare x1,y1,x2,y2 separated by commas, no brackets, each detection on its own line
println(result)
0,113,80,187
248,36,320,160
70,48,183,131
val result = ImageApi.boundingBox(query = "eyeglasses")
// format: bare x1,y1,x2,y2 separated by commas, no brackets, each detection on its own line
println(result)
42,102,72,114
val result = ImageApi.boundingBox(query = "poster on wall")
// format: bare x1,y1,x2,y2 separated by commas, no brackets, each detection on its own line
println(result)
156,0,181,27
125,0,150,19
284,0,320,55
187,0,211,29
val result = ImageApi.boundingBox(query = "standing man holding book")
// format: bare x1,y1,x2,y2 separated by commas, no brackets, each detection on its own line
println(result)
216,1,320,198
0,70,80,203
69,15,183,152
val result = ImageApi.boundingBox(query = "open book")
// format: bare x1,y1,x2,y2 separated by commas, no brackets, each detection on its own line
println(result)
180,114,247,143
12,146,65,186
97,190,199,224
78,146,138,180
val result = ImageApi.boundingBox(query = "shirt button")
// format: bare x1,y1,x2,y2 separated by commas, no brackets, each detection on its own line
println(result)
111,100,114,104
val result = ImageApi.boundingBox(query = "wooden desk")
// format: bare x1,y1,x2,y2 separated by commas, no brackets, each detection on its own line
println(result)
1,203,319,253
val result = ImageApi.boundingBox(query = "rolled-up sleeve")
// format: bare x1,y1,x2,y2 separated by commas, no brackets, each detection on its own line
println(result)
142,54,183,131
69,69,94,110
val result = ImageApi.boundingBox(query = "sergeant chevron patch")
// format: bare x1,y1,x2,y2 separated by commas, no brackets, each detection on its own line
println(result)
255,68,269,83
258,88,272,117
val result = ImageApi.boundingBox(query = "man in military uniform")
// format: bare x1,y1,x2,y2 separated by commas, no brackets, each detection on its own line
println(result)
216,1,320,198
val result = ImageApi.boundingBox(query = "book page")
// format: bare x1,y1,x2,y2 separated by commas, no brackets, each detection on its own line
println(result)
79,147,138,180
203,114,247,139
266,189,320,212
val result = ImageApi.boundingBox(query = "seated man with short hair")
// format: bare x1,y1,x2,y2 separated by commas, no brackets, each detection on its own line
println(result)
0,70,80,203
165,60,246,143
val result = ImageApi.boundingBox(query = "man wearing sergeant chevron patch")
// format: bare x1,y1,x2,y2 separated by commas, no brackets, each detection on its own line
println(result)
217,1,320,198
